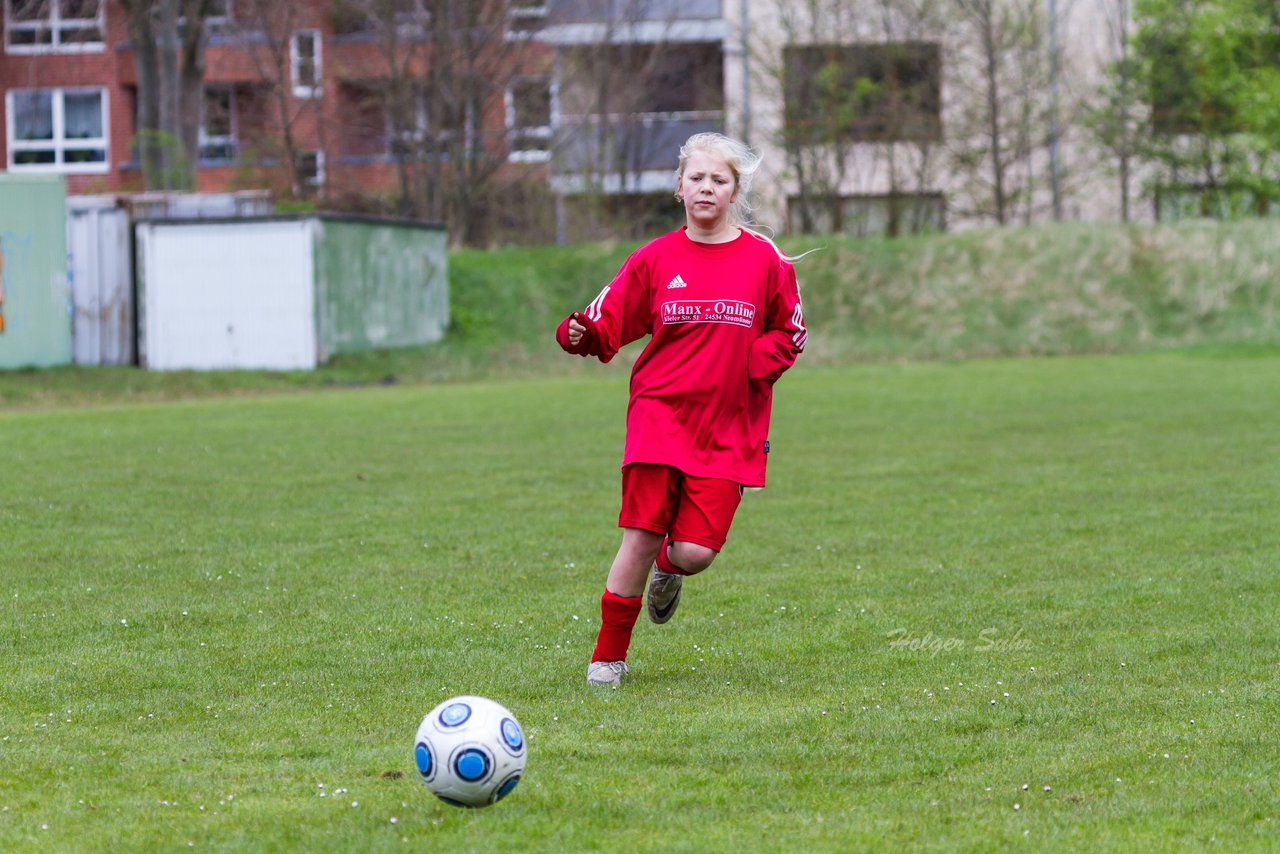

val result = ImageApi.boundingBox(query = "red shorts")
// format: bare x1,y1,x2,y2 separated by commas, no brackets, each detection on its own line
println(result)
618,463,744,552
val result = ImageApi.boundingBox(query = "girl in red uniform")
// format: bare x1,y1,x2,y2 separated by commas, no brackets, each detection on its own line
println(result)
556,132,807,686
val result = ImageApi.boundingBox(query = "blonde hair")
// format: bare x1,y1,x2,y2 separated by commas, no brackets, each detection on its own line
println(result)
675,132,762,227
676,132,818,263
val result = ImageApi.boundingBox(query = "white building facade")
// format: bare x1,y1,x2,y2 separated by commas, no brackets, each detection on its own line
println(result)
541,0,1152,238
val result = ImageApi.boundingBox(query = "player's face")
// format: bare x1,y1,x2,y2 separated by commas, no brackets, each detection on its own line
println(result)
679,150,737,229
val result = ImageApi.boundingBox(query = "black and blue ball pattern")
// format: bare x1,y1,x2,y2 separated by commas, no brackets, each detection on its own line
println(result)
494,773,521,803
414,741,436,782
500,718,525,755
452,747,493,783
438,702,472,728
414,695,527,808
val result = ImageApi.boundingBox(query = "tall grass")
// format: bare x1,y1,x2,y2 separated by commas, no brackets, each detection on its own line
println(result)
2,222,1278,410
445,220,1280,368
789,221,1280,361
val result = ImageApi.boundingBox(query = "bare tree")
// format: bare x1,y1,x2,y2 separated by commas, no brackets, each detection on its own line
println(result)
329,0,537,243
758,0,858,233
946,0,1054,225
553,6,714,240
1082,0,1143,221
328,0,428,214
121,0,217,190
870,0,948,234
755,0,945,235
426,0,514,241
231,0,324,199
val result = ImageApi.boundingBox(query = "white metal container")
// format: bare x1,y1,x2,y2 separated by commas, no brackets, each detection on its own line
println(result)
136,219,318,370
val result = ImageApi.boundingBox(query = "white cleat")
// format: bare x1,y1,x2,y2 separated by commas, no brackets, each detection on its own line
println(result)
586,660,629,686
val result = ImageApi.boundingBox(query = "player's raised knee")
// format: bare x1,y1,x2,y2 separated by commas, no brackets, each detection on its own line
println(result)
671,541,717,573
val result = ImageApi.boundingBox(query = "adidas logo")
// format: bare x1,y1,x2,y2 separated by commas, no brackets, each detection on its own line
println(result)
667,275,688,289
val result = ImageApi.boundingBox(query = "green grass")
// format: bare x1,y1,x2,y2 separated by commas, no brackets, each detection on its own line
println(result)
2,351,1278,851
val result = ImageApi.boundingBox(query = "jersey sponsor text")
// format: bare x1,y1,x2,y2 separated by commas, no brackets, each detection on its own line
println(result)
661,299,757,328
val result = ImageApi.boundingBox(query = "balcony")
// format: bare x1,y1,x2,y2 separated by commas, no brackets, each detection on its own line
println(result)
543,0,726,44
550,0,722,23
551,111,723,192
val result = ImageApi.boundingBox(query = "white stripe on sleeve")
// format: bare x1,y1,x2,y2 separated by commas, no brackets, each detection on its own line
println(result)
586,285,611,322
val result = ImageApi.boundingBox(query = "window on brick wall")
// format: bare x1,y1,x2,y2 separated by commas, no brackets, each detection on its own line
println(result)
291,30,323,98
6,87,109,172
386,88,473,158
330,0,427,37
199,86,237,162
388,93,428,158
294,149,325,194
507,77,551,162
784,42,942,145
179,0,229,33
207,0,230,25
506,0,547,39
4,0,104,52
334,82,389,158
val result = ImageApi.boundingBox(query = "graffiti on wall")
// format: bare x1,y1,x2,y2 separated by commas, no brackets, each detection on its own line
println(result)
0,232,35,336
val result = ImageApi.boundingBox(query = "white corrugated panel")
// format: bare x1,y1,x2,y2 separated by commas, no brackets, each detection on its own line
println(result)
68,198,133,366
138,219,317,370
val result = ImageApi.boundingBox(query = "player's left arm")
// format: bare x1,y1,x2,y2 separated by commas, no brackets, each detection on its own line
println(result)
748,261,807,385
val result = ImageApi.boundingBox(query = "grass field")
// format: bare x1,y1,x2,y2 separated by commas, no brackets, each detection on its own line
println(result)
2,349,1277,851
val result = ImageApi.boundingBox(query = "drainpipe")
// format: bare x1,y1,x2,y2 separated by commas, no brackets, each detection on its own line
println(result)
553,48,567,245
1048,0,1062,220
740,0,751,143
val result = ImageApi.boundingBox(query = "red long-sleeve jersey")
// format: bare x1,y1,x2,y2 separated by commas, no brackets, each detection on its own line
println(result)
556,227,807,487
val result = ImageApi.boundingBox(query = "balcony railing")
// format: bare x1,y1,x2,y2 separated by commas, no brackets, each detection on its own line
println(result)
548,0,723,24
542,0,726,44
552,111,723,180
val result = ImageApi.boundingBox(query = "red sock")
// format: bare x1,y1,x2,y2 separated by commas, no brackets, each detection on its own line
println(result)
655,538,692,576
591,589,642,663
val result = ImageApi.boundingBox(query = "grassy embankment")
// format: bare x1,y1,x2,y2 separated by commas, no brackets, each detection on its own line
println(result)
1,220,1277,408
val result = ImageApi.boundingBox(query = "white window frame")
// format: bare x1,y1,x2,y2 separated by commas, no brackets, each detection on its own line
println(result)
387,97,427,157
291,30,323,99
4,0,105,54
505,76,552,164
199,85,237,163
296,149,325,190
393,0,429,27
206,0,232,29
5,86,110,174
387,96,474,157
505,0,547,41
179,0,231,32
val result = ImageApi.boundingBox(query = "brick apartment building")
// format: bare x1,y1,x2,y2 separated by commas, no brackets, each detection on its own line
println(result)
0,0,739,241
0,0,555,208
3,0,1153,241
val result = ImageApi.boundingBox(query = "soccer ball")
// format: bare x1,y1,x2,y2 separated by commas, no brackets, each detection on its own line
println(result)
413,695,526,808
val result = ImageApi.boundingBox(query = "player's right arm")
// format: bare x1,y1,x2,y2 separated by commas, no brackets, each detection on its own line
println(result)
555,253,653,363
